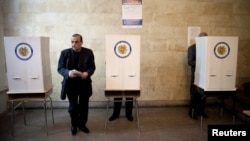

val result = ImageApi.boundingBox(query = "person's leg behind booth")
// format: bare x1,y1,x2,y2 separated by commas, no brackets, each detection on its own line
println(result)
109,98,122,121
197,93,208,118
189,84,198,119
125,98,133,121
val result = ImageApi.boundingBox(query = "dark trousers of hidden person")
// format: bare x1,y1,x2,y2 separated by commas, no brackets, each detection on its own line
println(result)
189,84,208,119
109,98,134,121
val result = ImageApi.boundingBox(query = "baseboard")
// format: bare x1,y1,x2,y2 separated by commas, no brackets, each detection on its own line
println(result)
7,98,219,109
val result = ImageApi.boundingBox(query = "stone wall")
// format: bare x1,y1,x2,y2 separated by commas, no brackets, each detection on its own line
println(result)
0,0,250,107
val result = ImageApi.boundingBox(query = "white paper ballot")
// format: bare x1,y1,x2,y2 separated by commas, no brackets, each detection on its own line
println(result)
72,70,82,77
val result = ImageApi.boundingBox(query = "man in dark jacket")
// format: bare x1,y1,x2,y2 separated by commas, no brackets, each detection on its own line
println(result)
187,32,208,119
58,33,96,135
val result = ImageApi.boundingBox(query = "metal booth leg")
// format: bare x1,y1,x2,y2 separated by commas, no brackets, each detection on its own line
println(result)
200,95,204,131
134,98,140,132
200,93,207,131
11,101,14,136
10,100,24,137
43,99,48,135
104,99,110,133
48,96,55,125
43,96,55,135
22,101,26,125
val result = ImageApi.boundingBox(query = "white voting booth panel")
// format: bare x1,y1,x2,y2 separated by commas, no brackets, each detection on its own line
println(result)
194,36,238,91
4,37,52,94
105,35,140,90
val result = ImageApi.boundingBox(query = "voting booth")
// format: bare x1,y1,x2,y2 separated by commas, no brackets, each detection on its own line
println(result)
194,36,238,91
194,36,238,130
4,36,53,94
4,37,54,136
104,35,141,132
105,35,140,90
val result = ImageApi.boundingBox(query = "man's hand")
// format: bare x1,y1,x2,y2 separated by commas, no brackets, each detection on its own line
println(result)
68,70,78,78
80,72,89,79
68,70,88,79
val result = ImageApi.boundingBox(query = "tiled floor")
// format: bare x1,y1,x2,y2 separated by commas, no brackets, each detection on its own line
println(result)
0,106,244,141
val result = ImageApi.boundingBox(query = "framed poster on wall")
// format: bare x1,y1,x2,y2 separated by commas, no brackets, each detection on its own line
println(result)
122,0,142,28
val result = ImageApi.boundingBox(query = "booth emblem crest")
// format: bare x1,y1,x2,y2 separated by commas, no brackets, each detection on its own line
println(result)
214,42,230,59
114,40,132,58
15,42,33,61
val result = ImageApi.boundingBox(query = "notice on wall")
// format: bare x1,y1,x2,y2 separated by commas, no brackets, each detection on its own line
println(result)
187,26,200,46
122,0,142,28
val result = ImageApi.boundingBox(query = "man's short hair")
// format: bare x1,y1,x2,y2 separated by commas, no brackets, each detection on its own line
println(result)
72,33,83,42
198,32,208,37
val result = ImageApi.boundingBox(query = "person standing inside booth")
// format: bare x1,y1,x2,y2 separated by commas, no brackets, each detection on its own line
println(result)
187,32,208,119
58,33,96,135
109,98,134,121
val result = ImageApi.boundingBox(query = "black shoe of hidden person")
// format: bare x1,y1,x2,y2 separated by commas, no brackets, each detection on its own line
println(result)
126,115,133,121
79,125,90,133
109,115,119,121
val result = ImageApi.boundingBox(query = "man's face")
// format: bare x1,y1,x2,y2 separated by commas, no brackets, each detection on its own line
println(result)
71,36,83,52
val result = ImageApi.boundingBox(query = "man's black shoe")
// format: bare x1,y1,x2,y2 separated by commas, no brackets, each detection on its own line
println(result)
109,115,119,121
71,126,77,135
126,116,133,121
79,126,90,133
